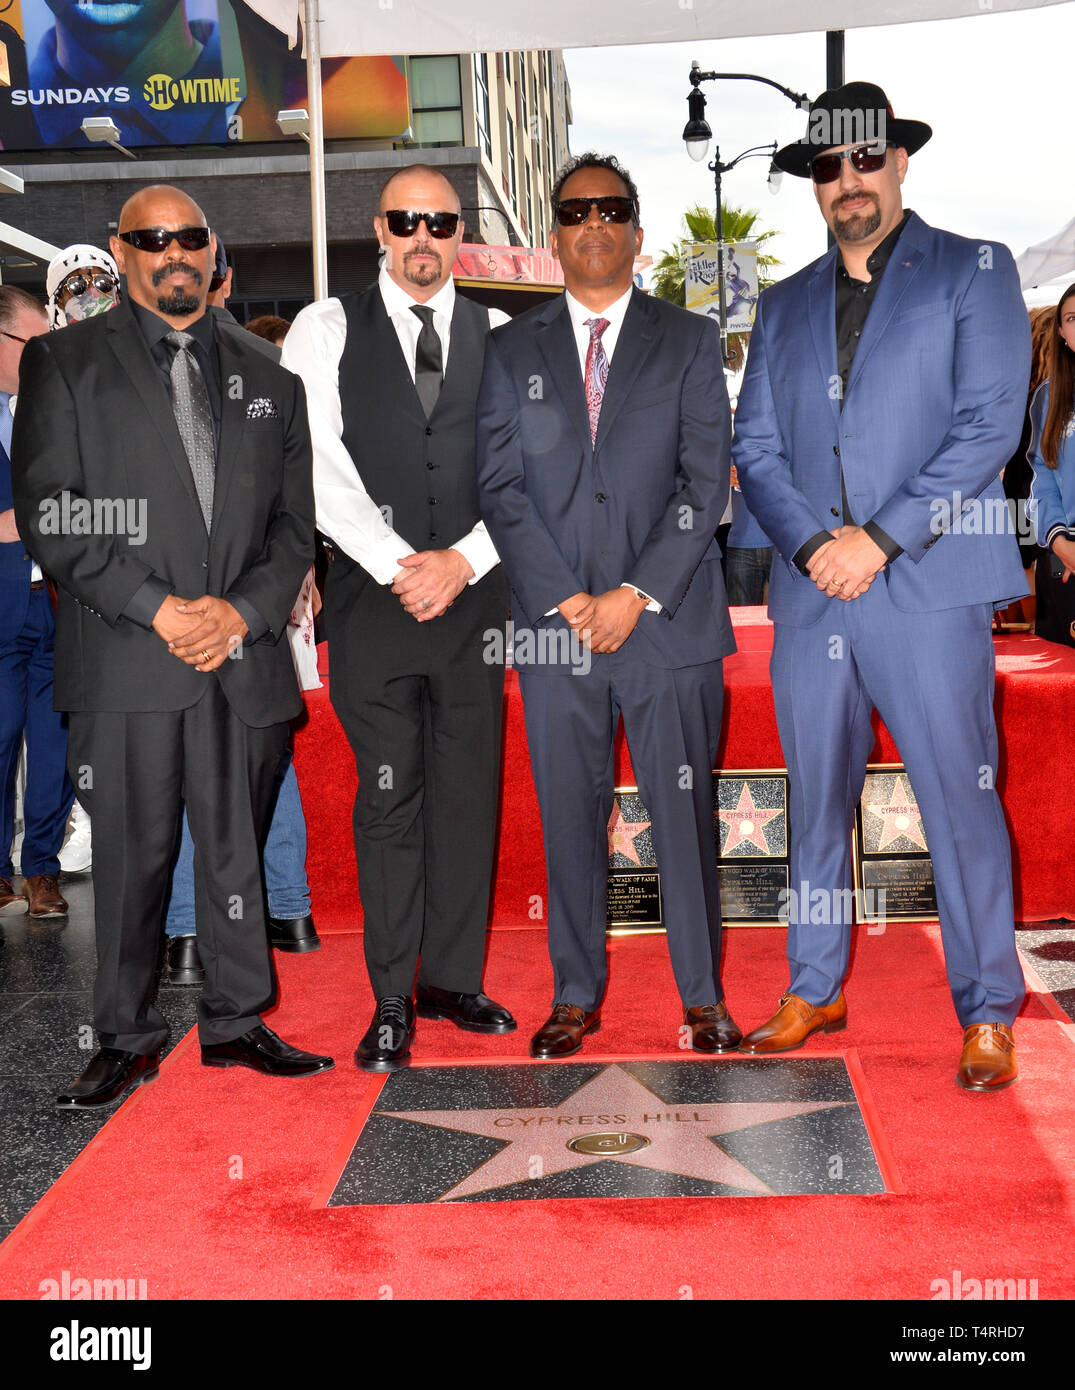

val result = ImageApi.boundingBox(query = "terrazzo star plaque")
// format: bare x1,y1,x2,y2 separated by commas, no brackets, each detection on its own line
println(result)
326,1057,889,1206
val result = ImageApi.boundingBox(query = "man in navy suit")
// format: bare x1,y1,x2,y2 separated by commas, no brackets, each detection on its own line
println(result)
0,287,73,921
477,153,739,1057
733,84,1029,1090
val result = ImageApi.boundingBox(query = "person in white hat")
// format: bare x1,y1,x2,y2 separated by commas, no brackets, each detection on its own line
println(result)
46,245,120,332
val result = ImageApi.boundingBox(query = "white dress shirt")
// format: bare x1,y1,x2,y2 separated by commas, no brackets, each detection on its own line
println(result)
556,286,660,613
281,265,508,586
2,392,41,583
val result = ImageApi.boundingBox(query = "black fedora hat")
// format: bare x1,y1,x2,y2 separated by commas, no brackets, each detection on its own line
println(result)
775,81,931,179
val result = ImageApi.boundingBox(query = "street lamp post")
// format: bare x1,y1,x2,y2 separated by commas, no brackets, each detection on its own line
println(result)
682,62,809,365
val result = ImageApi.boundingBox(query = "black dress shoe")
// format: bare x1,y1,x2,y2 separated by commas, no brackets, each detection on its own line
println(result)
355,996,415,1072
201,1023,334,1077
530,1003,601,1058
164,934,204,986
685,1002,743,1053
415,984,517,1034
56,1048,160,1111
267,913,321,954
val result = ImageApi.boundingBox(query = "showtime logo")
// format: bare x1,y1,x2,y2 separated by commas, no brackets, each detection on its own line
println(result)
143,73,241,110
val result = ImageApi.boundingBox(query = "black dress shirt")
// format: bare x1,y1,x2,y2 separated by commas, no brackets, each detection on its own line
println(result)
792,208,913,574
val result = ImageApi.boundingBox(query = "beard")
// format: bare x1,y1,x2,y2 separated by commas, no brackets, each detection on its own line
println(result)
402,241,442,287
153,263,203,316
832,194,882,243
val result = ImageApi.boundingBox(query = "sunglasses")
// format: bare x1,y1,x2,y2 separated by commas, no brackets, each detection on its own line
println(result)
810,142,892,185
58,271,117,302
554,196,636,227
117,226,212,253
0,330,30,345
383,209,460,240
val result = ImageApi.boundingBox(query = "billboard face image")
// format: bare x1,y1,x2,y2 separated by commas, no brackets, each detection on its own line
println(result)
0,1,409,151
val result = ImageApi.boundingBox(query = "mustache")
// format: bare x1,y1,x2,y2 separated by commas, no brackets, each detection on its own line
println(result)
151,263,204,287
835,191,879,209
404,242,440,261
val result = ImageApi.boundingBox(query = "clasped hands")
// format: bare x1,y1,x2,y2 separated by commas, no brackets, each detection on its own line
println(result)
391,549,473,621
807,525,887,601
153,594,248,672
559,587,647,653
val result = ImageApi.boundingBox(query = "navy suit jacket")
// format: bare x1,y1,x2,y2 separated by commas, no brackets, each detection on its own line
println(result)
476,287,735,671
733,212,1030,626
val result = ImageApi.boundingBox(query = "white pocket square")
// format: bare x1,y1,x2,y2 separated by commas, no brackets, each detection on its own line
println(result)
246,397,278,420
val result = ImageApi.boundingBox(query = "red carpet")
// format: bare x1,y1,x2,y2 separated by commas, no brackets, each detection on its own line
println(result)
1,925,1073,1300
295,613,1075,930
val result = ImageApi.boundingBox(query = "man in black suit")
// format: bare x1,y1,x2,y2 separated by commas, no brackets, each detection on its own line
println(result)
13,184,333,1108
476,153,739,1057
283,164,514,1070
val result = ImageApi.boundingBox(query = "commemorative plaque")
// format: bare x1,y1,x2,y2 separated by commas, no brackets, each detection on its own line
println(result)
606,771,791,931
852,764,939,923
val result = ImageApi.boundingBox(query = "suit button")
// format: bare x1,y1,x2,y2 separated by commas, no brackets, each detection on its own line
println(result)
430,532,439,540
830,507,840,517
202,561,209,568
595,493,607,503
425,426,433,436
833,445,840,456
429,497,438,505
427,461,436,470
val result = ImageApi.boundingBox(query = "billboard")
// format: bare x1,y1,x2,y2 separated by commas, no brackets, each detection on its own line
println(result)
0,1,409,152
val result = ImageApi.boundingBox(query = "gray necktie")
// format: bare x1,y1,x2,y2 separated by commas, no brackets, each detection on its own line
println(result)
410,304,443,419
166,329,215,531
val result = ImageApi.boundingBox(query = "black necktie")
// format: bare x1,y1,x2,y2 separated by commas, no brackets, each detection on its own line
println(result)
410,304,443,419
166,329,215,532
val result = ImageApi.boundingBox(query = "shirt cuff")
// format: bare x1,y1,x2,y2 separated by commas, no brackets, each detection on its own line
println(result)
122,574,173,629
451,527,499,584
1048,526,1074,551
620,582,662,613
792,532,833,575
862,520,903,562
226,593,269,645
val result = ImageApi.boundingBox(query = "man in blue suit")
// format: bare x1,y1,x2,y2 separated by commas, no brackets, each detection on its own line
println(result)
733,84,1029,1090
477,153,739,1057
0,287,73,921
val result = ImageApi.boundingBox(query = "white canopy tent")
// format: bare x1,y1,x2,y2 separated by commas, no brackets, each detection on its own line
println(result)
1017,213,1075,295
241,0,1072,297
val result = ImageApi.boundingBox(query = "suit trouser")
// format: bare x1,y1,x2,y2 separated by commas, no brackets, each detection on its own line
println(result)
326,565,506,999
770,582,1025,1026
519,652,726,1013
68,680,289,1054
0,588,74,878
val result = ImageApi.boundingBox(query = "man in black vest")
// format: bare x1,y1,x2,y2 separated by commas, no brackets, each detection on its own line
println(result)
283,164,514,1070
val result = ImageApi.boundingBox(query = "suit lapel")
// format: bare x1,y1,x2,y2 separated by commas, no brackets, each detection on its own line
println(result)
808,250,840,427
594,288,660,449
536,296,592,455
845,232,925,399
106,305,202,514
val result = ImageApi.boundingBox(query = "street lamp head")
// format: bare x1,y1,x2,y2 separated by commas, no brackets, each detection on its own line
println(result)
767,159,783,195
683,87,712,162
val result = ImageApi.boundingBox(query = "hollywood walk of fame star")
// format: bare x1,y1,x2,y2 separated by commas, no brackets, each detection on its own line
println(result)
865,775,928,852
607,801,651,865
382,1064,854,1201
717,781,783,855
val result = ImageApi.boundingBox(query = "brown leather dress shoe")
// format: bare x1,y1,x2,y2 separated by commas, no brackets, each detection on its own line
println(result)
24,874,68,919
685,1002,742,1053
530,1003,600,1058
957,1023,1018,1092
0,876,28,917
739,991,847,1054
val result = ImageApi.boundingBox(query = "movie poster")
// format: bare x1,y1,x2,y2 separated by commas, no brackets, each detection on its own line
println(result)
0,1,409,151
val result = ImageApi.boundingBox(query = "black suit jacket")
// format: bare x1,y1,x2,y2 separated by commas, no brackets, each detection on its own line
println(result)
10,298,314,726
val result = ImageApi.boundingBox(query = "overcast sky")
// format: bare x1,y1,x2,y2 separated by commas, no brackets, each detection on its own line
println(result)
563,3,1075,289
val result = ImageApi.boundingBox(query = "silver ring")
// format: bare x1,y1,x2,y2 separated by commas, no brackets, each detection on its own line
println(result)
421,598,431,610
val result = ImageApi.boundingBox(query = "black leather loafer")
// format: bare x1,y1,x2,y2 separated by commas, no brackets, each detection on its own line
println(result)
56,1048,160,1110
267,913,321,953
164,934,204,986
415,984,517,1033
355,996,415,1072
201,1023,334,1077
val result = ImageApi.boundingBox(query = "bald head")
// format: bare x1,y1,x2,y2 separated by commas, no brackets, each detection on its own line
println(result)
374,166,464,302
110,183,216,328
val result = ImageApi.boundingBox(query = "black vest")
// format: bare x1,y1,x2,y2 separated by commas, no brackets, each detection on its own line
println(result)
338,286,489,553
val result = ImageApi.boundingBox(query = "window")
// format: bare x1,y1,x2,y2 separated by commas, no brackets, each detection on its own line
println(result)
506,112,517,212
520,57,529,139
525,160,533,241
409,55,463,146
474,53,491,159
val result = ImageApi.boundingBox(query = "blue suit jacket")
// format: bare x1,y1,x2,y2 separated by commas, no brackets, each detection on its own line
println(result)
733,212,1029,626
476,287,735,671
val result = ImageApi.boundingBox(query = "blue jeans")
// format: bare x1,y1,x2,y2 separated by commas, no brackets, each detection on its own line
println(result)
725,545,773,607
164,745,311,936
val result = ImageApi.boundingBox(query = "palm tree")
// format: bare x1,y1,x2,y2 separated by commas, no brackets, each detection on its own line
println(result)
652,203,780,369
